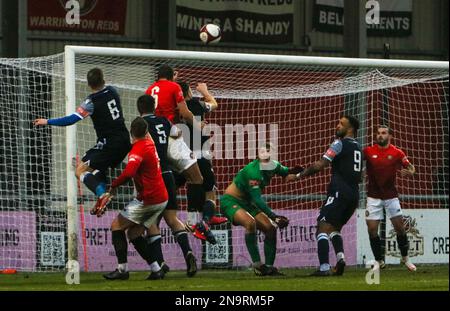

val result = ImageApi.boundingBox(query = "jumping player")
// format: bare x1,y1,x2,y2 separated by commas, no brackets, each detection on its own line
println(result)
176,81,227,232
145,64,216,244
33,68,131,215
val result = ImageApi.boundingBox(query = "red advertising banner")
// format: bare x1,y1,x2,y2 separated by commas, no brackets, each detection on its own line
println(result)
28,0,127,34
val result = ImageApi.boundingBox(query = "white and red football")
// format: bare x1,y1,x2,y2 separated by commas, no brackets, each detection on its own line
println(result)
199,24,222,44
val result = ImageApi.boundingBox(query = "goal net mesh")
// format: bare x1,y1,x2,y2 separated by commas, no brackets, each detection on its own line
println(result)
0,52,448,272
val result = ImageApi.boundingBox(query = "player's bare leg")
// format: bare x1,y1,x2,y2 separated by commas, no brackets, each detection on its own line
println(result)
391,216,416,271
76,162,110,215
233,209,269,276
182,164,217,243
366,219,386,269
255,213,283,276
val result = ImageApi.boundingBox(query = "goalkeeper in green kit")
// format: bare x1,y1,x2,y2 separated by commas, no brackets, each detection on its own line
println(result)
220,143,303,276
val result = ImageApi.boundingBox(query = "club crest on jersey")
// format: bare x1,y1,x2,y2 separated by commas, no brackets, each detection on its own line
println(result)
249,180,260,187
388,155,393,160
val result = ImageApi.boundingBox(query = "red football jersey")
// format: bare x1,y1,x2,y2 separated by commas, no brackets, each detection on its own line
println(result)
363,144,411,200
111,138,168,205
145,80,184,124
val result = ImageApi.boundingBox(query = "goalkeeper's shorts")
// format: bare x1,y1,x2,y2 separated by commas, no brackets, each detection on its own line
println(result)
220,194,261,224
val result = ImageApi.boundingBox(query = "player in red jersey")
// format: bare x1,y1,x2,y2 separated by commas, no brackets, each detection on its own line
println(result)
146,65,217,244
364,126,416,272
102,117,169,281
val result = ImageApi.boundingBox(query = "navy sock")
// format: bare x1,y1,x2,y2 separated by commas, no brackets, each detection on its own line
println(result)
202,200,215,222
317,233,330,270
81,172,106,196
370,235,383,261
131,236,155,265
112,230,128,264
330,232,344,256
187,184,205,212
174,230,192,258
397,233,409,257
146,235,164,265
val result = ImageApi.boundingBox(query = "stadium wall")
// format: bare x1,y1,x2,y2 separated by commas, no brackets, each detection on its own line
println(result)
0,0,447,60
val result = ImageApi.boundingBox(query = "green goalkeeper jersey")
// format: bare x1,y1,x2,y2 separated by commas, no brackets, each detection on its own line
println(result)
232,159,289,218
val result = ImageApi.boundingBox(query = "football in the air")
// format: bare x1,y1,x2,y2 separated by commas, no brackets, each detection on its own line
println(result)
199,24,222,44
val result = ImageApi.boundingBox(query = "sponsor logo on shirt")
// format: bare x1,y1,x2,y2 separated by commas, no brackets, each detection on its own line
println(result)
249,180,260,187
372,155,378,158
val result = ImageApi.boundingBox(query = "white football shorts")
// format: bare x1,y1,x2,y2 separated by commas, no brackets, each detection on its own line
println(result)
168,136,197,174
120,198,167,228
365,197,403,220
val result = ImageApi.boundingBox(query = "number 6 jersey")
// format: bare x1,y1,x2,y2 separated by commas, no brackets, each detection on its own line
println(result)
76,85,129,139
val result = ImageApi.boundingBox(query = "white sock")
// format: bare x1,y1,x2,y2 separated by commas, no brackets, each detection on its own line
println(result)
337,252,345,261
118,263,128,272
150,261,161,272
252,262,262,269
320,263,331,272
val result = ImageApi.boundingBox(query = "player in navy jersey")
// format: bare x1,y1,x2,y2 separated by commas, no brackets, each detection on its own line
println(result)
176,81,228,231
137,95,198,277
33,68,131,215
296,116,362,276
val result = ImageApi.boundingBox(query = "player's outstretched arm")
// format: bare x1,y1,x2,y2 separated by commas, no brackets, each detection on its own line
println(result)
296,158,330,180
110,156,140,190
283,165,305,182
33,113,83,127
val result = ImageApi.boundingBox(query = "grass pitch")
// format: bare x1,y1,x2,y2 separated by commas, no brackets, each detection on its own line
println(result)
0,264,448,291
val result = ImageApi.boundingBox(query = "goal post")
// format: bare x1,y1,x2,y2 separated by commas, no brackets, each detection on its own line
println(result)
65,46,78,269
63,45,448,268
0,46,447,272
